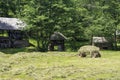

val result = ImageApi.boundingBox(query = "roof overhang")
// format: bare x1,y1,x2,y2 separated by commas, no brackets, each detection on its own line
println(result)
0,17,26,30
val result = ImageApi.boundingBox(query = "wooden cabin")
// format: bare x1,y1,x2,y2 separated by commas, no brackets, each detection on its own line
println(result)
48,32,67,51
92,37,113,49
0,17,29,48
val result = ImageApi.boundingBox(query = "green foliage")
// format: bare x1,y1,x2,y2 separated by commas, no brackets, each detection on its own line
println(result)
20,0,87,51
0,0,120,50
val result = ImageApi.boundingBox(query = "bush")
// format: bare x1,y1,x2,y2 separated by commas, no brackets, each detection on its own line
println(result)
78,45,101,58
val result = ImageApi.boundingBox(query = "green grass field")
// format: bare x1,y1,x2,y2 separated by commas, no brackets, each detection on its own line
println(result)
0,50,120,80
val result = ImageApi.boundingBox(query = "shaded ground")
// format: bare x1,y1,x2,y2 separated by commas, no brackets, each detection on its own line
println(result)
0,47,37,54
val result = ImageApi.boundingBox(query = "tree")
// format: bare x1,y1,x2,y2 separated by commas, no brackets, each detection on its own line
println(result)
1,0,120,51
21,0,83,51
82,0,120,49
0,0,26,17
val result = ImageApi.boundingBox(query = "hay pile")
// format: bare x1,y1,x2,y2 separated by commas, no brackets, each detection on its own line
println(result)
78,45,101,58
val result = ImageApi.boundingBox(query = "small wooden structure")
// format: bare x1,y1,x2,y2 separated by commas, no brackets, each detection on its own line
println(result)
116,30,120,42
0,17,29,48
48,32,67,51
92,37,113,49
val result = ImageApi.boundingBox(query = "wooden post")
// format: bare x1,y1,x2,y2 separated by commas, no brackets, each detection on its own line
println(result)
114,30,117,50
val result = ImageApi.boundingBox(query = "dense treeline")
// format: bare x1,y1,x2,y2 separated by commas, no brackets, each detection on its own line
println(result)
0,0,120,51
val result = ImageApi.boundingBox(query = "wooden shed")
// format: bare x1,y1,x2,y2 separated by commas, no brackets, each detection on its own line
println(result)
0,17,29,48
48,32,67,51
92,37,113,49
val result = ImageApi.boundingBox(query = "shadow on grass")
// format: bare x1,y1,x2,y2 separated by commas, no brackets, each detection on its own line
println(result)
0,47,38,54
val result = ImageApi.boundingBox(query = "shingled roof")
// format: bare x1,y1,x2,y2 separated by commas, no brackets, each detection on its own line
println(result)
0,17,26,30
92,37,108,43
50,32,67,40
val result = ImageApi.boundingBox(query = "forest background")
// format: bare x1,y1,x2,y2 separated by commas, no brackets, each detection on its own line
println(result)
0,0,120,51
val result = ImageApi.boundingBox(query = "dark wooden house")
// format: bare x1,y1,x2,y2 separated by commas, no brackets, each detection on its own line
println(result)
48,32,67,51
92,37,113,49
0,17,29,48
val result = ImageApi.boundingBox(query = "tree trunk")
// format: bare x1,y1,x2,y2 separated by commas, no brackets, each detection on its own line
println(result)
114,31,117,50
91,34,93,45
36,30,40,49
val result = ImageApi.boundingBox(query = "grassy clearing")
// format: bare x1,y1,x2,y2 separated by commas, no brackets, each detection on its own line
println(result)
0,50,120,80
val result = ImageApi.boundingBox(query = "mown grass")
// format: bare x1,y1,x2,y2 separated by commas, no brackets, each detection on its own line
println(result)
0,50,120,80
